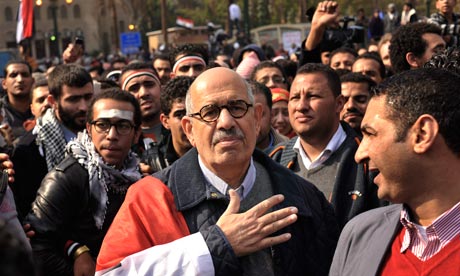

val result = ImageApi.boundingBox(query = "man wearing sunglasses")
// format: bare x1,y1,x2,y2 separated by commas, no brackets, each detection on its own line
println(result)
97,67,339,275
25,89,144,276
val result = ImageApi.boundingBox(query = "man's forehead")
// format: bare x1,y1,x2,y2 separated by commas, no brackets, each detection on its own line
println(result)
6,64,30,73
95,108,134,121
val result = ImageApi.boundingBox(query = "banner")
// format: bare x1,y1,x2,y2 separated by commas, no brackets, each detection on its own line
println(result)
16,0,34,43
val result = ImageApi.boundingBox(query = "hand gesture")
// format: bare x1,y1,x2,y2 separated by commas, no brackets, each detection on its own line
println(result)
311,1,340,28
62,43,83,64
216,190,298,257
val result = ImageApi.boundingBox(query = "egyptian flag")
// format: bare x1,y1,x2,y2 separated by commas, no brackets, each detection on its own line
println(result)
176,16,194,29
16,0,34,43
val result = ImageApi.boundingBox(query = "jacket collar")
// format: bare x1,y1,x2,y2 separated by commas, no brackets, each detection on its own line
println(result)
168,148,313,219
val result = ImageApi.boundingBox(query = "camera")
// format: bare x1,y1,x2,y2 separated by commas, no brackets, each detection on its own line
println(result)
323,16,365,49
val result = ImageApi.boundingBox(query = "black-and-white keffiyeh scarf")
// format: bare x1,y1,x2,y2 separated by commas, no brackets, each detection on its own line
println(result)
66,130,142,229
34,108,67,171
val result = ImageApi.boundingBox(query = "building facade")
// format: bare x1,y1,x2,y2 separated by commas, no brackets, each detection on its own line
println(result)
0,0,136,62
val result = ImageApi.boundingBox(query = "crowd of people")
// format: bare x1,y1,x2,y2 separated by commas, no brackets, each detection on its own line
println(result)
0,0,460,275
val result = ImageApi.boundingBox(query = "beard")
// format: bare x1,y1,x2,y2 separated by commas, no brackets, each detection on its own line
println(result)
58,105,86,133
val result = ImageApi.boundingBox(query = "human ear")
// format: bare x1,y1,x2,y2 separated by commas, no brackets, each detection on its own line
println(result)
411,115,438,154
181,117,196,147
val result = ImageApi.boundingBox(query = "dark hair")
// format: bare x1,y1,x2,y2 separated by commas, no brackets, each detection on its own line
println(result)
87,88,142,128
329,47,358,62
296,63,341,97
275,59,298,82
161,76,194,115
250,61,287,83
390,22,442,73
30,77,49,100
152,53,170,64
354,52,386,79
424,46,460,75
169,44,209,66
110,57,127,67
47,64,93,100
249,80,272,109
372,68,460,154
120,62,158,79
340,72,376,90
3,60,32,78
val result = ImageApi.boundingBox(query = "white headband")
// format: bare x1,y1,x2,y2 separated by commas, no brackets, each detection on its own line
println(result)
121,71,161,90
96,109,134,121
172,56,206,74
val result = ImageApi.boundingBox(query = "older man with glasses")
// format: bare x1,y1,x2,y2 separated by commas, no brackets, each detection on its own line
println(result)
97,67,339,275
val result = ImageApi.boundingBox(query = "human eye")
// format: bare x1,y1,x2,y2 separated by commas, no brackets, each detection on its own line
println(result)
178,65,191,73
289,93,300,101
127,83,141,93
173,110,186,119
355,95,368,104
258,77,269,84
117,121,133,131
95,121,110,130
143,81,156,88
201,105,219,120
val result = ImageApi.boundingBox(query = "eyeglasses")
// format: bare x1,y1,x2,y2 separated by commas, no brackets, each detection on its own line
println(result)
126,80,157,93
188,100,253,122
257,75,285,85
91,120,134,135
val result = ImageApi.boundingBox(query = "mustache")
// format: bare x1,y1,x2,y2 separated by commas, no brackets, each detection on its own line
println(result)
343,108,364,118
212,128,244,145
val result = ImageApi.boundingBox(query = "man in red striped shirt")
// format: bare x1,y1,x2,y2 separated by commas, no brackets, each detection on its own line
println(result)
330,68,460,275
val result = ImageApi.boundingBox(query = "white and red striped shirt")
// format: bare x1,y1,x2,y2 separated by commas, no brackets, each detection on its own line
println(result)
399,201,460,261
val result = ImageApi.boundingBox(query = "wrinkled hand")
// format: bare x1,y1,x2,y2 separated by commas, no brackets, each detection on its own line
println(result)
73,252,95,276
23,223,35,241
0,153,14,183
311,1,340,28
216,190,298,257
63,43,83,64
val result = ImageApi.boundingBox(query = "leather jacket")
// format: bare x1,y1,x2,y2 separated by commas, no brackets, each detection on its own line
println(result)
25,156,127,276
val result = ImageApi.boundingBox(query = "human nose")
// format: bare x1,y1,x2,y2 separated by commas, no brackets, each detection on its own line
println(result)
346,98,356,110
106,124,119,139
355,137,369,164
216,108,236,129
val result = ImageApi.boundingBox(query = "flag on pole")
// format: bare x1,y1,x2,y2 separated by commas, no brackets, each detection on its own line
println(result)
176,16,194,29
16,0,34,43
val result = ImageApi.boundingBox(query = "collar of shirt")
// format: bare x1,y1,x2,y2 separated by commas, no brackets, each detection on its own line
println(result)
198,154,255,200
293,124,346,170
60,124,77,143
399,201,460,260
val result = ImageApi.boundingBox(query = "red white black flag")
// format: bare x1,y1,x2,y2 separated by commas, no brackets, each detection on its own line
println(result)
16,0,34,43
176,16,194,29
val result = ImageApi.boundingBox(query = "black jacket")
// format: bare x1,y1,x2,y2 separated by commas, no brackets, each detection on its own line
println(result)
154,148,339,276
11,130,48,222
25,156,127,276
